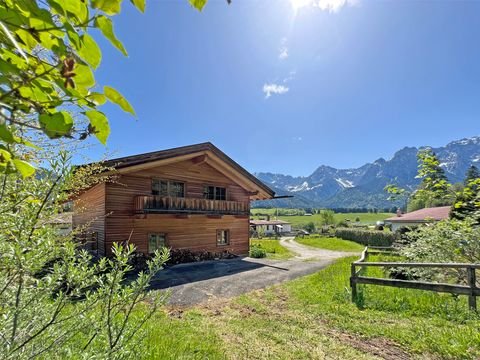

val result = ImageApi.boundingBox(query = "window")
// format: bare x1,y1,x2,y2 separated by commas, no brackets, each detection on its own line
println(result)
204,186,227,200
216,229,230,246
152,179,184,197
148,233,166,254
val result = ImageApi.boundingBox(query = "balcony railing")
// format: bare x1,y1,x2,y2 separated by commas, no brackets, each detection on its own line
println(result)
134,195,249,216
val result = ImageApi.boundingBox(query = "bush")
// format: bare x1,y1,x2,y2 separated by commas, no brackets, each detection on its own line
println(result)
334,228,397,246
249,244,267,258
303,221,316,233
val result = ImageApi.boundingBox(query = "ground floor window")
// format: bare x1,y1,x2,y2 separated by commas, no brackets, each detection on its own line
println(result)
148,233,166,254
216,229,230,246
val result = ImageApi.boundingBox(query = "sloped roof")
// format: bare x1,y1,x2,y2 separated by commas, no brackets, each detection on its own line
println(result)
250,219,291,225
385,206,451,222
99,142,275,200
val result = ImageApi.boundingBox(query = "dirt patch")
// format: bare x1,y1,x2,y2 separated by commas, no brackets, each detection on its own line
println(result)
327,330,413,360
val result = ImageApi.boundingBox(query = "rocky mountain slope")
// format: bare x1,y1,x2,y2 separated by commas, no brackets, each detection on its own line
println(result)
254,136,480,209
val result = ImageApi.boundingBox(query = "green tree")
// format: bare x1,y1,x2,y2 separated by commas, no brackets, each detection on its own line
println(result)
319,209,335,225
451,165,480,223
0,0,210,176
464,165,480,185
409,148,453,210
402,218,480,285
0,0,217,358
0,152,170,358
304,221,316,233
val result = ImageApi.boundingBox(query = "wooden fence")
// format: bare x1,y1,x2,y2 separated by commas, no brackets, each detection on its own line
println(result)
350,247,480,311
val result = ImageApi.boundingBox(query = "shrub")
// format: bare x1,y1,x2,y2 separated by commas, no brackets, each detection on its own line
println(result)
336,220,349,228
303,221,316,233
249,244,267,258
334,228,397,246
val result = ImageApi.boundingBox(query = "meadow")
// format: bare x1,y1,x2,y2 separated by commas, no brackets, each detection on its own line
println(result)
296,235,365,252
136,255,480,359
249,238,295,259
251,208,394,228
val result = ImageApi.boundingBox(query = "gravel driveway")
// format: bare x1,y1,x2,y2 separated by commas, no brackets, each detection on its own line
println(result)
151,237,359,306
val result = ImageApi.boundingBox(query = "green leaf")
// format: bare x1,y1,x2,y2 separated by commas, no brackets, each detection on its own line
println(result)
94,15,127,56
78,34,102,69
130,0,146,12
74,63,95,94
189,0,208,11
12,159,35,178
0,148,12,163
104,86,135,115
85,110,110,144
0,124,16,143
39,111,74,139
88,92,107,105
91,0,122,16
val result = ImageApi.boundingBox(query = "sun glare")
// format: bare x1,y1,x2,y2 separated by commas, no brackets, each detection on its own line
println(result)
289,0,314,12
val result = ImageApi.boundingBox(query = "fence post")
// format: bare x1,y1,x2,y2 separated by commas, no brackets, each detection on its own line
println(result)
350,263,357,302
467,267,477,311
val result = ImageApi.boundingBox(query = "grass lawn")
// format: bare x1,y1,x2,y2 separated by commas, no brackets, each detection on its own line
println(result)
296,235,365,252
250,238,295,259
137,256,480,359
250,209,394,228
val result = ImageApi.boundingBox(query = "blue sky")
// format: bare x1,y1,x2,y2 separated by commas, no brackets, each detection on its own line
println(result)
84,0,480,176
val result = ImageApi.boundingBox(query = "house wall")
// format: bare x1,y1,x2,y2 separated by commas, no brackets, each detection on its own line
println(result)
387,221,423,232
104,159,251,255
72,183,106,255
253,223,292,235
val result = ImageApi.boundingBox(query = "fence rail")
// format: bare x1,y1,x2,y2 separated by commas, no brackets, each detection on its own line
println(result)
350,247,480,311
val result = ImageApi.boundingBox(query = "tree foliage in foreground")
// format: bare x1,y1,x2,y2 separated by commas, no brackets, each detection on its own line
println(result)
0,0,210,177
0,0,218,358
0,153,170,359
402,218,480,286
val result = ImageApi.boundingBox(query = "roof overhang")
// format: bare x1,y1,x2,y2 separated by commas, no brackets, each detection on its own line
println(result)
97,142,275,200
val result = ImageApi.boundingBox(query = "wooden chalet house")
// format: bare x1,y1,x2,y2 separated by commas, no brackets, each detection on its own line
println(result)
73,143,275,256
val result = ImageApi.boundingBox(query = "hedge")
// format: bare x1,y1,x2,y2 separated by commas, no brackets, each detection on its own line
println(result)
334,228,397,247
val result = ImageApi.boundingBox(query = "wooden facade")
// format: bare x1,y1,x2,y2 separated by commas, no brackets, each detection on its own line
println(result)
73,143,274,257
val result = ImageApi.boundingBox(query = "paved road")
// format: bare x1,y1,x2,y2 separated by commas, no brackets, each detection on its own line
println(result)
151,237,359,306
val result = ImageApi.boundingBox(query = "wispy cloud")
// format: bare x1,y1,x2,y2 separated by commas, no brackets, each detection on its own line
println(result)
279,37,288,60
283,69,296,83
315,0,358,13
292,136,303,142
291,0,358,13
263,83,289,99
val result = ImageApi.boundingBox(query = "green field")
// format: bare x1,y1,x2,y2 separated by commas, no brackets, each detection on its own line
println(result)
251,208,393,228
135,256,480,359
296,235,365,252
250,239,295,259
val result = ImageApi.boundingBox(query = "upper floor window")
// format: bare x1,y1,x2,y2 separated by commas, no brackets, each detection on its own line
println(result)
204,186,226,201
152,179,185,197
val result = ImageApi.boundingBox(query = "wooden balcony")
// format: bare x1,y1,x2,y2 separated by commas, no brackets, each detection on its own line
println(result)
134,196,249,216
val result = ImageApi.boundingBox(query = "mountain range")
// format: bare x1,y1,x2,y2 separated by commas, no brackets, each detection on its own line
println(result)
253,136,480,209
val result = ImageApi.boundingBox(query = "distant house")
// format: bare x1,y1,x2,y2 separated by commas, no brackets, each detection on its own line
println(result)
250,219,292,235
384,206,451,231
73,142,275,256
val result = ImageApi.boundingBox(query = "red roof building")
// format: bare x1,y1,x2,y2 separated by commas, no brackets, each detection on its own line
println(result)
385,206,451,231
